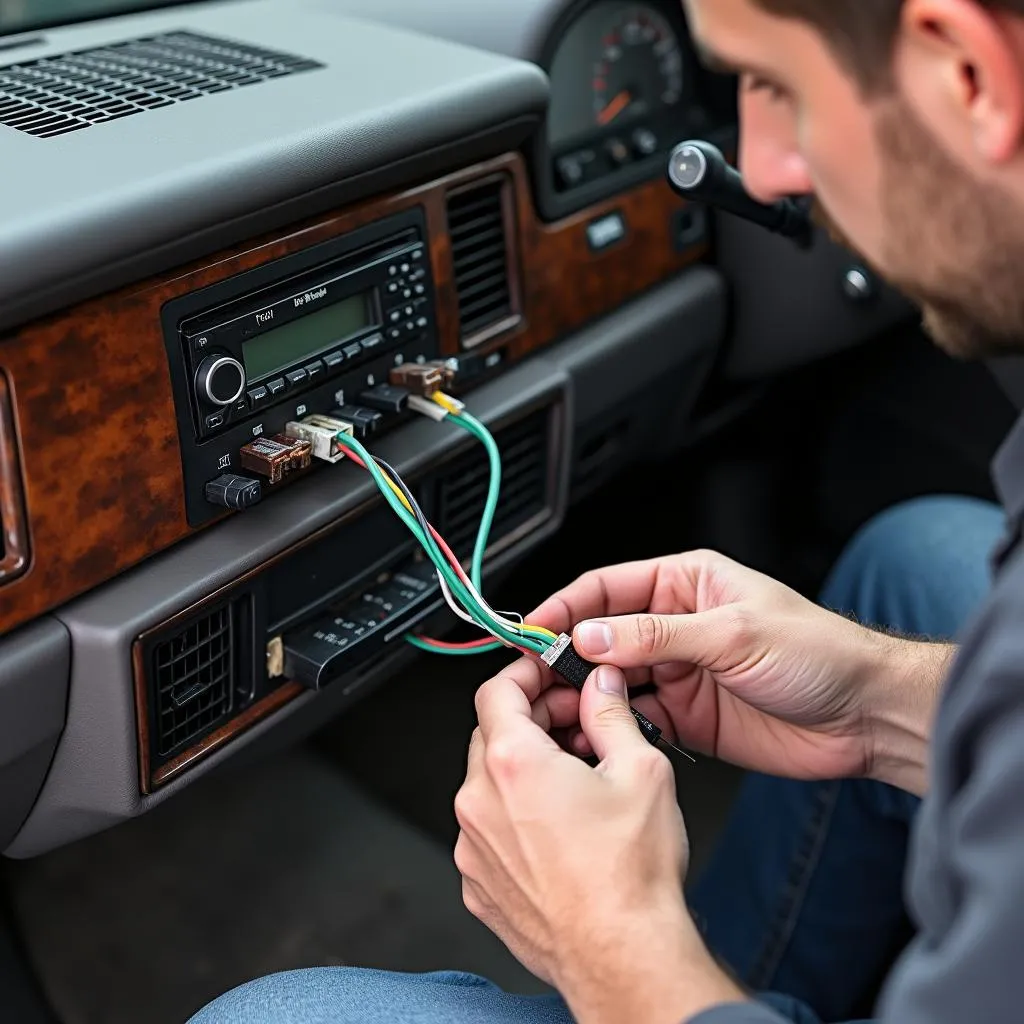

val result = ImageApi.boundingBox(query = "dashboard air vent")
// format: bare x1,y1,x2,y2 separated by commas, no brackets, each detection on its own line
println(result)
149,601,238,760
447,178,518,346
437,409,553,560
0,31,323,139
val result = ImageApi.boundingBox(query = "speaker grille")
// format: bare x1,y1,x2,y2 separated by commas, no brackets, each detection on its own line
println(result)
151,602,236,758
0,31,323,139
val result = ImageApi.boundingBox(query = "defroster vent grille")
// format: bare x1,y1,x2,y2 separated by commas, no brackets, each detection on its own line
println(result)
0,31,323,139
151,602,236,759
447,178,516,345
438,409,553,560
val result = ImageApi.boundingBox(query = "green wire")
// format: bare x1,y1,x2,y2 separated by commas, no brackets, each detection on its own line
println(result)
446,410,555,648
446,411,501,590
335,432,546,655
405,635,498,656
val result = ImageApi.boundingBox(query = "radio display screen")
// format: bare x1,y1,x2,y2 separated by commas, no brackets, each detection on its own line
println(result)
242,291,373,380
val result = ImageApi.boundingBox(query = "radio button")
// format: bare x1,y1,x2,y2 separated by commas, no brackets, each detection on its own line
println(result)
386,281,400,295
343,342,363,361
197,354,246,408
361,333,383,354
189,334,214,358
388,309,403,324
285,368,308,388
388,265,399,277
304,360,324,381
413,283,426,296
410,268,426,282
233,397,249,418
415,316,428,330
266,377,287,397
411,247,425,262
323,350,345,372
387,326,402,343
400,262,411,274
247,385,270,409
205,411,226,431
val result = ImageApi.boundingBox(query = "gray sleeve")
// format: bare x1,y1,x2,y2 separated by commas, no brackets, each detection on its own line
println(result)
687,1003,790,1023
876,564,1024,1023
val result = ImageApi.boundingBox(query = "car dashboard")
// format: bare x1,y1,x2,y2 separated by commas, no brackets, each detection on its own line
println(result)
0,0,912,858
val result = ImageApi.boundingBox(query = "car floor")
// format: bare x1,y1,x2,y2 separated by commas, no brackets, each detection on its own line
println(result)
3,650,742,1024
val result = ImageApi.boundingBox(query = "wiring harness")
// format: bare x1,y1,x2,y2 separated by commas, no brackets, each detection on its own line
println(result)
329,390,692,761
333,392,557,657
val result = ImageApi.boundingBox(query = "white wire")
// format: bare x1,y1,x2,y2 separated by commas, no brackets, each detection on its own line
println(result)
435,571,519,649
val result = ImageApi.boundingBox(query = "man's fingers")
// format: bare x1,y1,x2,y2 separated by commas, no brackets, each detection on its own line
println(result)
577,665,652,763
534,685,581,732
529,560,666,633
573,606,743,669
475,674,561,759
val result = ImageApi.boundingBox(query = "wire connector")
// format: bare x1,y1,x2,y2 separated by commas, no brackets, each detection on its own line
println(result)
541,632,573,667
545,632,695,762
408,395,449,422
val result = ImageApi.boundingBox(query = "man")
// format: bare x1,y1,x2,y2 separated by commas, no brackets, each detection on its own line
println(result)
191,0,1024,1021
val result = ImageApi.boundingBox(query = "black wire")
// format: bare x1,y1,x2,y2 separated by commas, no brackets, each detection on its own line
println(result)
372,456,436,549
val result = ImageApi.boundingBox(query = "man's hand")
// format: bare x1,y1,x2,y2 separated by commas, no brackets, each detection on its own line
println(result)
454,657,744,1024
531,550,950,794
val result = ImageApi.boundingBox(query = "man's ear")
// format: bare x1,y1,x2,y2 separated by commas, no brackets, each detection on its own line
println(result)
898,0,1024,163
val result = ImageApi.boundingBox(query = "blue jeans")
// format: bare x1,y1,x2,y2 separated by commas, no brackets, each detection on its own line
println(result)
189,496,1005,1024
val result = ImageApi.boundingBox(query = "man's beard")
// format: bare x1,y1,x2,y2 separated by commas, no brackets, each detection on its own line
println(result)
816,100,1024,360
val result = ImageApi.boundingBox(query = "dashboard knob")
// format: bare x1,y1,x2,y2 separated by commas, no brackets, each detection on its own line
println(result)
842,266,876,302
196,354,246,407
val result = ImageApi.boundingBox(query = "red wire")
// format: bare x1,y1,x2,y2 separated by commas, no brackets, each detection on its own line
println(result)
414,637,502,650
342,447,522,652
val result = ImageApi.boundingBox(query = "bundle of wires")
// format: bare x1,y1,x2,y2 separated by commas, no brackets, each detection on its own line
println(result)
333,392,558,658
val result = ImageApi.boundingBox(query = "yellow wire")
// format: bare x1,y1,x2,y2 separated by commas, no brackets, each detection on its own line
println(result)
431,392,463,416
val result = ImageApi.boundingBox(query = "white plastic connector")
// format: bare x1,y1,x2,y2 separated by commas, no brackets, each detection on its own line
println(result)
541,633,572,667
408,395,449,422
304,414,355,436
285,421,347,463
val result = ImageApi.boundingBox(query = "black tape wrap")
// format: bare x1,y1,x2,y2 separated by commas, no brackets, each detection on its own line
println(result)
550,644,663,747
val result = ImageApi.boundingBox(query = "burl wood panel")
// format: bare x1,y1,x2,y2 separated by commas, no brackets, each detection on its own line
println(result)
0,151,705,635
0,375,29,584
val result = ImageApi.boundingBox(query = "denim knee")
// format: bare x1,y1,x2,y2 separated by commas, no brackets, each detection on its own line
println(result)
820,495,1004,638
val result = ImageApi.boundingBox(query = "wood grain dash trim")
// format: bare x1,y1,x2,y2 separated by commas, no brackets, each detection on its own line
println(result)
0,374,29,585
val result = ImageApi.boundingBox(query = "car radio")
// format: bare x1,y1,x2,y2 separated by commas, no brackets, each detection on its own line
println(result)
162,208,442,527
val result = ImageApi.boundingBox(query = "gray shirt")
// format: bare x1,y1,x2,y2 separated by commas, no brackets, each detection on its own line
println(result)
691,415,1024,1024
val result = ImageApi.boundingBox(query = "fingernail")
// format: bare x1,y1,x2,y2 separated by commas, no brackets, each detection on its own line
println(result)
595,665,626,696
577,621,612,655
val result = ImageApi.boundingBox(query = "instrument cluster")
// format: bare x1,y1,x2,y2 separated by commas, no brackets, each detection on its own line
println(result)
537,0,735,219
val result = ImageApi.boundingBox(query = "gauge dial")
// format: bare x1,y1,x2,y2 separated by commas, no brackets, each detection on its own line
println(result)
592,6,684,129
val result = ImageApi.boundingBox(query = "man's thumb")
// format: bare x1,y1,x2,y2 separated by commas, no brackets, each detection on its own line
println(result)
579,665,647,762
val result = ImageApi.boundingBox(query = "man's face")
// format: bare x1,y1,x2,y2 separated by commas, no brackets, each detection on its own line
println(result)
684,0,1024,358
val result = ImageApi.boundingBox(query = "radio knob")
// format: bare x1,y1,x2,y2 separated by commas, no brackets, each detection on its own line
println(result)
196,354,246,408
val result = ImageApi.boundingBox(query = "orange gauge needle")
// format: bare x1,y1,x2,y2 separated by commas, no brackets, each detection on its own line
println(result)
597,89,632,125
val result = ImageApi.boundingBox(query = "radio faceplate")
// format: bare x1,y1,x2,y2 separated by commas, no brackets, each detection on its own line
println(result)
162,208,441,527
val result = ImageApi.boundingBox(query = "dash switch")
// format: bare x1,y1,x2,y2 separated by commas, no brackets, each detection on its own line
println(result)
205,473,262,510
357,384,409,415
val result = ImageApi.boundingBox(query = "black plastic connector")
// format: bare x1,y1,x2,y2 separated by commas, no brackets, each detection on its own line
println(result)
547,639,665,749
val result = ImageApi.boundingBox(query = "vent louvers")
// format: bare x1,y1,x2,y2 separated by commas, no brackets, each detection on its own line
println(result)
0,31,323,139
447,179,515,345
437,410,551,560
151,602,236,758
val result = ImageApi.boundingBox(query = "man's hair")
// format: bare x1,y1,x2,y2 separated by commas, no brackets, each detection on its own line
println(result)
753,0,1024,93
